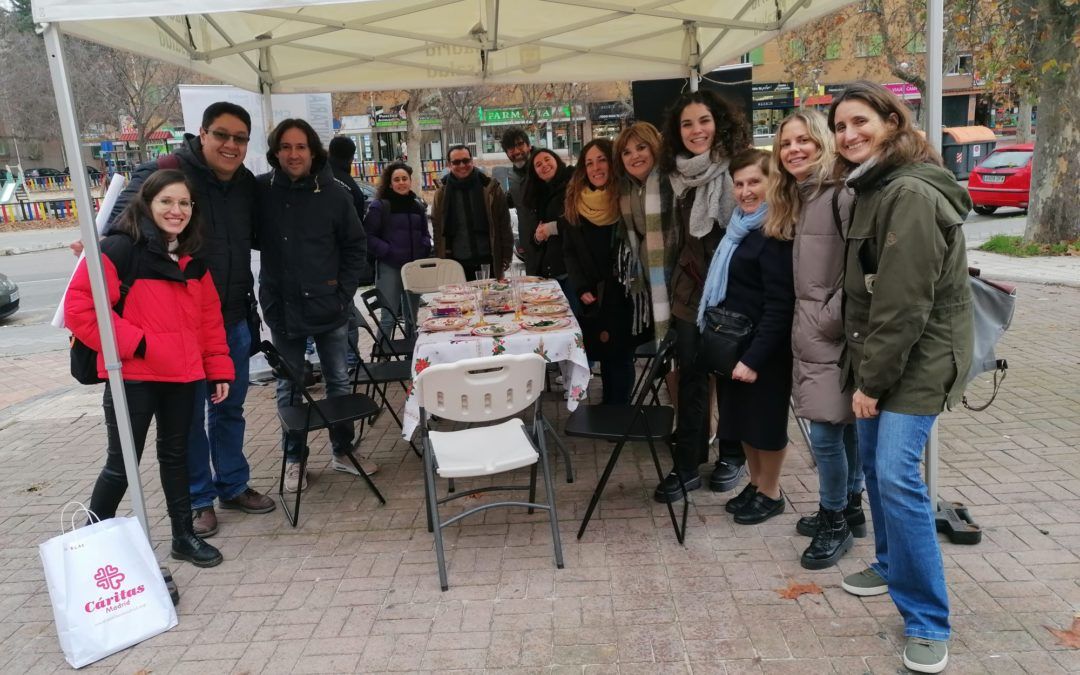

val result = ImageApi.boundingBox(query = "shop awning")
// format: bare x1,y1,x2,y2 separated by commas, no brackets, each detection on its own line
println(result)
116,130,174,142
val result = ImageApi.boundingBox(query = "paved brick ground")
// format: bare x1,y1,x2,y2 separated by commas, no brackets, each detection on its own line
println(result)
0,281,1078,673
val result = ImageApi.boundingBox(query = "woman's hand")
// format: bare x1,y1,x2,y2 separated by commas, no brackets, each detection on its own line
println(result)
210,382,230,404
852,389,879,418
534,223,549,243
732,361,757,383
580,292,597,305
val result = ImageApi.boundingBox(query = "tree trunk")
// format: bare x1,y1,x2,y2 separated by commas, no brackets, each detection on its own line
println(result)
405,89,427,192
1023,1,1079,244
1015,100,1033,143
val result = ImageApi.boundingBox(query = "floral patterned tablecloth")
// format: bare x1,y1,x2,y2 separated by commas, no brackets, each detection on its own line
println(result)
400,280,591,439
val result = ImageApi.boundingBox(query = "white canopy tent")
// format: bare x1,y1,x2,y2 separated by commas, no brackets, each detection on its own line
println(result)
33,0,952,547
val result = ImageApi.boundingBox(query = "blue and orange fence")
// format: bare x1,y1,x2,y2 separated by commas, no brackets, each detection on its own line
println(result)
351,159,447,190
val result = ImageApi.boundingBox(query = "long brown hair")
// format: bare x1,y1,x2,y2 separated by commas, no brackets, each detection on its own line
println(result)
564,139,619,226
828,80,941,176
113,169,202,256
766,110,836,241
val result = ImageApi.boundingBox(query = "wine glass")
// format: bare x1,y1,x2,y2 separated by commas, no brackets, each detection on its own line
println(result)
473,287,487,327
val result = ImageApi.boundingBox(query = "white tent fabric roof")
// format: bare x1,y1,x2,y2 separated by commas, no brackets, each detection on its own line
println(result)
32,0,854,92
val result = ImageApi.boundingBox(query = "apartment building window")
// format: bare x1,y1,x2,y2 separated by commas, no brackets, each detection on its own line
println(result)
855,34,883,58
906,32,927,54
947,53,975,75
825,39,842,60
789,39,806,61
739,52,752,64
748,46,765,65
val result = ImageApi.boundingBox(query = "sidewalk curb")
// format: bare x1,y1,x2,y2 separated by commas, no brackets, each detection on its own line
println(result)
0,241,71,256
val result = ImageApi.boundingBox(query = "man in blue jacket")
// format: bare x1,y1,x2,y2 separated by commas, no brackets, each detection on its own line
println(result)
254,118,368,493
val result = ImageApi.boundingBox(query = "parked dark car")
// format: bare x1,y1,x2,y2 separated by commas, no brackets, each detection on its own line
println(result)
24,167,65,178
967,143,1033,215
0,272,20,319
63,166,103,177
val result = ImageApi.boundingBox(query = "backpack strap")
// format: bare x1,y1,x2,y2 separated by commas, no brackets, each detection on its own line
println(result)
830,187,845,240
112,242,141,316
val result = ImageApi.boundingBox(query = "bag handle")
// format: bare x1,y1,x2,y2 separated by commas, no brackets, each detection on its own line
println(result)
962,359,1008,412
60,501,100,533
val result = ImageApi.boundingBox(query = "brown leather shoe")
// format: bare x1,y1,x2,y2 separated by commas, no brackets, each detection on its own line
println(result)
220,487,276,514
192,506,218,537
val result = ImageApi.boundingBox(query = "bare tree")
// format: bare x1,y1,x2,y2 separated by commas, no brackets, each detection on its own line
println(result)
779,14,844,107
516,83,555,138
101,52,185,162
403,89,437,190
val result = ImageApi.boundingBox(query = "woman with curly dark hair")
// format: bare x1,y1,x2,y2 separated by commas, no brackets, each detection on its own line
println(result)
654,89,752,505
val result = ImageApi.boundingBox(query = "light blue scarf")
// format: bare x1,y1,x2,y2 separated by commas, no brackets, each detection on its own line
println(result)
696,203,770,331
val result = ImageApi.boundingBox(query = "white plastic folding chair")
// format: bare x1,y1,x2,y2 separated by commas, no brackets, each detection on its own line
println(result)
415,353,564,591
401,258,467,330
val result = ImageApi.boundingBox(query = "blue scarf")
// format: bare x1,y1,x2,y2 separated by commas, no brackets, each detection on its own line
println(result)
696,203,770,331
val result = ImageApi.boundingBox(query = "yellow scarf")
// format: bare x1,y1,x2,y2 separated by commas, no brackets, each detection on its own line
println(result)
576,186,619,226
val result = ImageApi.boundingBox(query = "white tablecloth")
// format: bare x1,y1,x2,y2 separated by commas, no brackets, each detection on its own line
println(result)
401,280,590,439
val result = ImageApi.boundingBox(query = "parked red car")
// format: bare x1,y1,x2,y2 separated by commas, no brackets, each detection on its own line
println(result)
967,143,1033,215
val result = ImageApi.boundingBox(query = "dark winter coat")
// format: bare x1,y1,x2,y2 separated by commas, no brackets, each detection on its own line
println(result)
254,160,367,339
791,182,855,425
842,160,973,414
430,170,514,273
522,165,572,278
365,193,433,268
65,224,233,384
107,134,256,326
508,164,539,272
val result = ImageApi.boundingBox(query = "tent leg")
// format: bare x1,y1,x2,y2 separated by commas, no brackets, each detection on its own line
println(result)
42,23,151,539
926,0,944,151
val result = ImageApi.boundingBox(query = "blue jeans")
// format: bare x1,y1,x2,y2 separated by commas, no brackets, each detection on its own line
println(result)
858,411,950,641
375,261,418,339
808,421,864,510
188,320,252,509
272,324,354,462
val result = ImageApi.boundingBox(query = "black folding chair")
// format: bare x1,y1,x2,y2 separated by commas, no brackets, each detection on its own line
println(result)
260,340,386,527
359,288,416,360
630,340,658,401
347,340,421,458
564,333,687,544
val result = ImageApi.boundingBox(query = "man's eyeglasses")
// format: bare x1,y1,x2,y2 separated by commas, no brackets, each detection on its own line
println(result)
449,157,473,166
206,128,250,145
153,198,194,211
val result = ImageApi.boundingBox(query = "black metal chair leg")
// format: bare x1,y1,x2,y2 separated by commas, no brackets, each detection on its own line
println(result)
541,416,574,483
646,436,686,544
528,464,538,515
577,439,628,540
339,447,386,504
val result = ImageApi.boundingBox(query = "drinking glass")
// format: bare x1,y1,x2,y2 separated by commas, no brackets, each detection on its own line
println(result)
478,263,491,281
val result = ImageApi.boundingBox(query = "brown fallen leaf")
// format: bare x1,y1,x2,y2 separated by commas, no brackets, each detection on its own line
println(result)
1045,615,1080,649
776,582,823,600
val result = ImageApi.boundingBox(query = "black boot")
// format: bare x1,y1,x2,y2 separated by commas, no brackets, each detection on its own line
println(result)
171,514,223,568
796,491,868,538
800,506,854,570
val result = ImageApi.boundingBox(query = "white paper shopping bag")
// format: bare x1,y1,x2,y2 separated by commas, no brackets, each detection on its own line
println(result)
39,504,177,668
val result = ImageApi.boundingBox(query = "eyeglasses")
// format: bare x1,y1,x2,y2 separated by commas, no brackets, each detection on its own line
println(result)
206,128,250,145
449,157,473,166
153,198,194,211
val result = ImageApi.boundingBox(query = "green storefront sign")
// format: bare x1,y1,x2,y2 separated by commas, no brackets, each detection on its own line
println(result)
477,106,572,124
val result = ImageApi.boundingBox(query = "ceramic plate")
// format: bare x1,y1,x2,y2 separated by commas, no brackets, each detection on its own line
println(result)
521,289,561,303
471,323,521,337
523,303,569,317
422,316,469,332
434,293,471,304
438,283,469,294
520,317,572,332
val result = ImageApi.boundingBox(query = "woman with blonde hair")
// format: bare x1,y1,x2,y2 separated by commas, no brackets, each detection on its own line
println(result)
767,109,864,570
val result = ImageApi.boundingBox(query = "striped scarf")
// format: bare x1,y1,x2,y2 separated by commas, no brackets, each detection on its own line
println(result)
620,171,669,344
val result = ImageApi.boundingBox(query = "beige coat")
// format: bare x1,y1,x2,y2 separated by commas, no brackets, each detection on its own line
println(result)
791,181,855,425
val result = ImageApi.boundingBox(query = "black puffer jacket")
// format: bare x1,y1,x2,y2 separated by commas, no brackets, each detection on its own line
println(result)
107,134,256,326
254,159,367,338
523,165,571,278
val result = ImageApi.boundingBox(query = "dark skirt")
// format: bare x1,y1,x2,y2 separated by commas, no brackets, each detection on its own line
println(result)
716,349,793,451
577,277,651,361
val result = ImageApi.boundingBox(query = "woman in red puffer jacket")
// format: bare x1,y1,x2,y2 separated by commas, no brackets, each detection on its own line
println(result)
65,168,233,568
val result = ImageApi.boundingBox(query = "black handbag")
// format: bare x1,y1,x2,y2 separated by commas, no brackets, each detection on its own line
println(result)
702,307,755,378
245,292,263,357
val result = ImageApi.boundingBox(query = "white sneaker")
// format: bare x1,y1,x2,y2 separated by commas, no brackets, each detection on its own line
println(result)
331,455,379,476
284,463,308,493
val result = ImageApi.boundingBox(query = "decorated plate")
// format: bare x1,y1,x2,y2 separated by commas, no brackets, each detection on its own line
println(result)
466,278,497,289
438,283,469,294
523,303,569,317
434,293,471,304
521,289,561,304
471,323,521,337
422,316,469,332
518,275,546,283
520,317,572,332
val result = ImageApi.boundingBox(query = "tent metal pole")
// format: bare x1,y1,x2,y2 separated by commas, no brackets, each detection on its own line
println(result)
685,21,700,92
260,47,274,129
924,0,944,494
41,23,151,538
